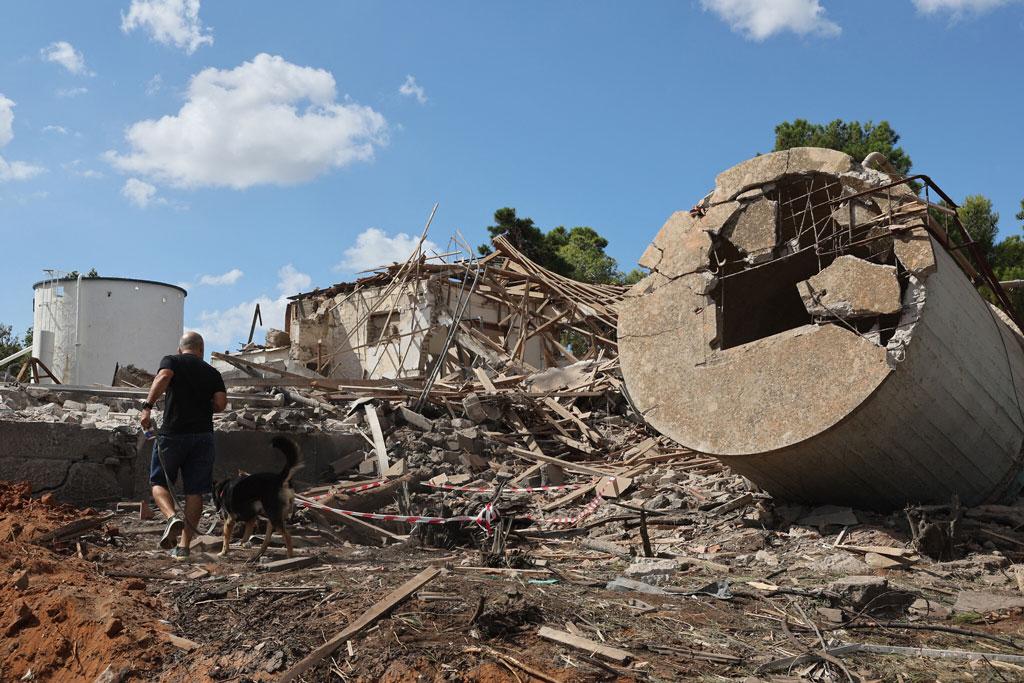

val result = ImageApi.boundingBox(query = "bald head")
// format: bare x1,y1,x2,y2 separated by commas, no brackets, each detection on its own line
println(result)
179,331,205,356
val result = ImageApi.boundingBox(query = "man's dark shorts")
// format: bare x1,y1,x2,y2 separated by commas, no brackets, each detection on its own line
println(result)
150,433,216,496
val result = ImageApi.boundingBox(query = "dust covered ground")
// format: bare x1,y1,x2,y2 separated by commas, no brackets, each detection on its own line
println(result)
4,472,1024,683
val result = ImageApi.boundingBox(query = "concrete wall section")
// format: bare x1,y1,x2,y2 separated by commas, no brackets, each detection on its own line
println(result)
0,421,363,506
620,148,1024,508
719,236,1024,508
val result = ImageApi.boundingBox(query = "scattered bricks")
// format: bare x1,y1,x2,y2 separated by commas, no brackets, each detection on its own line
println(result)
37,402,64,416
624,559,679,584
827,576,914,615
105,617,124,638
358,458,378,476
384,458,407,477
422,432,446,448
39,492,56,507
11,569,29,590
540,464,565,486
456,427,483,454
450,418,474,430
459,452,488,470
62,399,86,411
86,402,110,417
123,578,146,591
462,393,489,423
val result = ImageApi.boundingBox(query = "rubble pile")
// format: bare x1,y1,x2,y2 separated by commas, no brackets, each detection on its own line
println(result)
3,199,1024,680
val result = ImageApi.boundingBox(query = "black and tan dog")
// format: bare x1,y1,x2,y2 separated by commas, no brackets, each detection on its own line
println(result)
213,436,301,561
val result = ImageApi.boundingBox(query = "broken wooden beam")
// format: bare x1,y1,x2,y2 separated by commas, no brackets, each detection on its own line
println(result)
537,626,632,664
279,567,442,682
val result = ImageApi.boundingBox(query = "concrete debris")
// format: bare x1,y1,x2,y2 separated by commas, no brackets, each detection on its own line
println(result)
620,147,1024,509
4,192,1024,681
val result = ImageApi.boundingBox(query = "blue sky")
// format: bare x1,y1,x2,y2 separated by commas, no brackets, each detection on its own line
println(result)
2,0,1022,350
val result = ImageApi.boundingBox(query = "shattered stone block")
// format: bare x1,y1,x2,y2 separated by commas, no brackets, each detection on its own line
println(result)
798,255,901,318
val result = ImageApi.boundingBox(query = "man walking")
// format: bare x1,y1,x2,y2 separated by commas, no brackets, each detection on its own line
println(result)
140,331,227,560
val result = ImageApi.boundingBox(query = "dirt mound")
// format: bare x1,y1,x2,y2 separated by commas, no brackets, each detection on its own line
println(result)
0,480,82,542
0,480,176,682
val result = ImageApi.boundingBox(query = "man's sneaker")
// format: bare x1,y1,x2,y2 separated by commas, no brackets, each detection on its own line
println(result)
159,517,185,550
169,546,191,562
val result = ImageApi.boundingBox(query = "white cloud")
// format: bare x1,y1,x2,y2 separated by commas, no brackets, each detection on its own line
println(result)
191,264,310,350
105,53,388,189
278,263,312,293
63,160,104,179
41,41,92,75
399,75,427,104
145,74,163,96
701,0,841,40
121,177,161,207
56,87,89,98
198,268,244,286
43,125,69,135
121,0,213,54
0,95,45,182
912,0,1018,14
336,227,438,273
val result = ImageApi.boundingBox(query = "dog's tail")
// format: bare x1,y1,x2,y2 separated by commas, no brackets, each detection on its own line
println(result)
270,436,302,483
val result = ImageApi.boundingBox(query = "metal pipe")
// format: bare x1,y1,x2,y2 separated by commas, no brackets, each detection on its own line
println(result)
74,272,82,385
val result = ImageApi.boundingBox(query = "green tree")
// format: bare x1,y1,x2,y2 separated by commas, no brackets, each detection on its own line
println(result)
0,324,26,372
773,119,913,176
955,195,1000,261
479,207,638,285
86,268,99,277
1016,198,1024,226
548,226,622,284
479,207,565,272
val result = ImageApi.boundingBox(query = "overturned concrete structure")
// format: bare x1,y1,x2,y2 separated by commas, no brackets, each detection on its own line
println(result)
619,147,1024,508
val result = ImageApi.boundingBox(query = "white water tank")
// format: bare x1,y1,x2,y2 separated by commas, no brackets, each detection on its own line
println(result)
31,276,186,385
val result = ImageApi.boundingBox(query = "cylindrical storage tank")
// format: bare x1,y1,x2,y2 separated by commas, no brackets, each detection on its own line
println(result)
619,147,1024,509
31,276,186,385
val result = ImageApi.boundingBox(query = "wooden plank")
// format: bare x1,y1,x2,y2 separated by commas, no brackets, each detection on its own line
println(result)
279,567,442,682
397,405,434,431
363,405,390,474
506,446,615,478
473,367,498,394
536,626,632,664
31,513,114,544
260,556,318,572
542,397,601,444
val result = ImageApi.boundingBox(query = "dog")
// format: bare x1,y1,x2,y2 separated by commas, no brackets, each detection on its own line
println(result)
212,436,302,561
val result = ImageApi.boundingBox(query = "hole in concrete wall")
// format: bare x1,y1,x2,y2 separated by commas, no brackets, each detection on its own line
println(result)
367,311,400,345
711,172,909,351
715,247,820,349
769,173,844,251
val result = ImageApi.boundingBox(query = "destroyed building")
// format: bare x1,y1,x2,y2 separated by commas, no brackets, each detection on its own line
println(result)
619,147,1024,509
223,236,626,381
7,154,1024,681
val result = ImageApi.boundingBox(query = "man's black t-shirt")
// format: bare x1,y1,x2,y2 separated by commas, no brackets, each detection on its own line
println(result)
158,354,226,434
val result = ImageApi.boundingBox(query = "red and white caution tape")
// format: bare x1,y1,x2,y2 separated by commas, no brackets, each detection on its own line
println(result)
306,480,386,501
422,482,582,494
297,495,499,535
524,492,605,527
